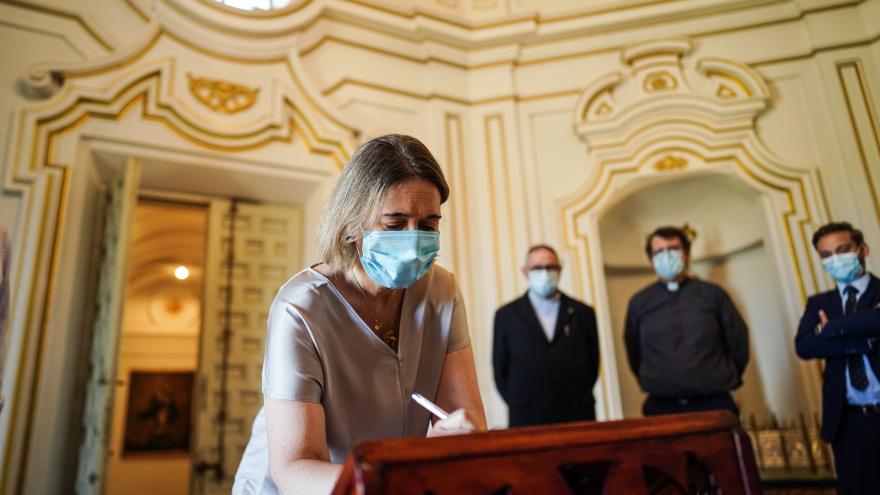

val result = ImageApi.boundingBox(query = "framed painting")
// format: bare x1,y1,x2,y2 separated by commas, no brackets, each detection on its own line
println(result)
123,370,195,455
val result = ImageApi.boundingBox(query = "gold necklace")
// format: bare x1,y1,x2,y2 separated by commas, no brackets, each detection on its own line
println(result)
351,270,398,349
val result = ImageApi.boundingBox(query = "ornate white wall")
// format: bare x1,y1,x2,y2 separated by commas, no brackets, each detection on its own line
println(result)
0,0,878,493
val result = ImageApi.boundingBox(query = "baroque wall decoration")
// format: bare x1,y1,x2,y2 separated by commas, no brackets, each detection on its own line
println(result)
563,36,831,418
4,18,359,495
187,73,259,114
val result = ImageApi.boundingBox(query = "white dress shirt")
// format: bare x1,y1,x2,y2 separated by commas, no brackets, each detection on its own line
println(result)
837,272,880,405
528,289,560,342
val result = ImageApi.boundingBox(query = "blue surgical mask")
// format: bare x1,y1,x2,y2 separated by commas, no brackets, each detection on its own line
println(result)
822,252,864,284
652,249,685,281
359,230,439,289
528,269,560,298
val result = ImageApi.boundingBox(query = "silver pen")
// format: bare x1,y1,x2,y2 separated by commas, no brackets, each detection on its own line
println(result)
411,392,449,420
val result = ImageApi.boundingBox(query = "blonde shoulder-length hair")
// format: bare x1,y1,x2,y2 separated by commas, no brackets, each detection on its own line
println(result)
316,134,449,273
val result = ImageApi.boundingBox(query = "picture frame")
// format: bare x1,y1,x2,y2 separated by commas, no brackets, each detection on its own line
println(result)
123,370,195,456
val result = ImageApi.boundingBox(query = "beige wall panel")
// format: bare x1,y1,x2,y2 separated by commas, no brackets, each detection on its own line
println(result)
459,108,512,428
467,64,515,100
4,0,148,52
0,21,93,494
335,95,423,136
0,22,80,250
812,48,880,266
756,71,827,166
0,3,111,58
756,55,877,274
836,60,880,214
514,54,617,99
304,43,470,102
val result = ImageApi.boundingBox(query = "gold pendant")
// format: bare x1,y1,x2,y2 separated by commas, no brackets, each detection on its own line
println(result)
374,323,381,331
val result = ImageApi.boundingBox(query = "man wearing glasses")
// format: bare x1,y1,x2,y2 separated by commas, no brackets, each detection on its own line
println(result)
795,222,880,494
624,226,749,417
493,244,600,427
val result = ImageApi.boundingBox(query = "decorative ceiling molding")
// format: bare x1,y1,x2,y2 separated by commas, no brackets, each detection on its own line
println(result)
17,21,361,153
10,0,877,95
137,0,878,66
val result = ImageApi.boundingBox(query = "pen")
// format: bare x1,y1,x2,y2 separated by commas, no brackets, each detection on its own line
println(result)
411,392,449,420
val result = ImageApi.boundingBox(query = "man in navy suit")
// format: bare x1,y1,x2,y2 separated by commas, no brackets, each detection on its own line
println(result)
492,244,600,427
795,222,880,495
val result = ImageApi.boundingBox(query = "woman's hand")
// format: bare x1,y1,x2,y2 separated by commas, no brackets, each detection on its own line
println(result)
428,409,479,437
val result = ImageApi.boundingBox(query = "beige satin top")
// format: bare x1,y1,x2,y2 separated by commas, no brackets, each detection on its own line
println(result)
233,265,470,494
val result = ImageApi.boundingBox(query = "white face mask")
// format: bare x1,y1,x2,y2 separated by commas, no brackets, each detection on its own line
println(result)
528,269,559,297
822,252,864,284
652,249,685,281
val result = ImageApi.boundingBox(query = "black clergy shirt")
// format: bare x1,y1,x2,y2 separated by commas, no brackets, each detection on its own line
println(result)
624,277,749,398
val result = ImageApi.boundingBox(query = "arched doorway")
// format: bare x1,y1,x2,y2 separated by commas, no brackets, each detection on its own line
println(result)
599,172,807,422
560,38,830,419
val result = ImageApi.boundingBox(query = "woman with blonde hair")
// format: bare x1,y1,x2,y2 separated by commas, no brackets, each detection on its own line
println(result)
233,134,486,494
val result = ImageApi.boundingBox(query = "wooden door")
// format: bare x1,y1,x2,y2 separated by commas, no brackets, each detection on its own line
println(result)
192,200,302,495
76,157,141,494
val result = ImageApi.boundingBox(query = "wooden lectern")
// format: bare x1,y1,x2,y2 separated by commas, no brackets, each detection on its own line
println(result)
332,410,761,494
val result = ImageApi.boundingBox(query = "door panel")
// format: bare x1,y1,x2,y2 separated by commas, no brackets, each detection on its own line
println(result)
193,200,302,495
76,157,141,494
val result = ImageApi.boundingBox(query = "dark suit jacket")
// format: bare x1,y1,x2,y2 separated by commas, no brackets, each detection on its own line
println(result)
492,291,600,427
795,274,880,442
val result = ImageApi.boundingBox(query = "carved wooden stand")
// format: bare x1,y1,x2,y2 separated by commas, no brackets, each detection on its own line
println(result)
332,410,762,494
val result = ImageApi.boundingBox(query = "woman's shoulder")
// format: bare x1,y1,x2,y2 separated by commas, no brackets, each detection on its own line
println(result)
421,264,460,303
273,267,336,306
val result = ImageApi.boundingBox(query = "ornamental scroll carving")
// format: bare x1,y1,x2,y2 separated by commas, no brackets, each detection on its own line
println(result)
187,73,259,114
573,37,769,132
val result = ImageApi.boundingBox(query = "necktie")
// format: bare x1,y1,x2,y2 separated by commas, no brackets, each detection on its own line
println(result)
845,285,869,390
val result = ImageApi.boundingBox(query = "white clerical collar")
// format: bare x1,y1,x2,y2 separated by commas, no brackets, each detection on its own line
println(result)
836,271,870,297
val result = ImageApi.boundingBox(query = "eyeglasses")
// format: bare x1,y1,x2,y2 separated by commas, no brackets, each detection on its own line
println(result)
529,264,561,272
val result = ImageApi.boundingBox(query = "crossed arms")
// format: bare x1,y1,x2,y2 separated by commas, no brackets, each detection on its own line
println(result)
795,296,879,360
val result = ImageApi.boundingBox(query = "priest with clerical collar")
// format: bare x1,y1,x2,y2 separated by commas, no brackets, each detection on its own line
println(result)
624,225,750,417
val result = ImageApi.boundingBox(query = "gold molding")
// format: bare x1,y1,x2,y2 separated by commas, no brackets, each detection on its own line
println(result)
654,154,687,171
836,59,880,219
1,56,355,490
704,69,753,98
643,70,677,93
716,84,737,99
187,73,259,114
